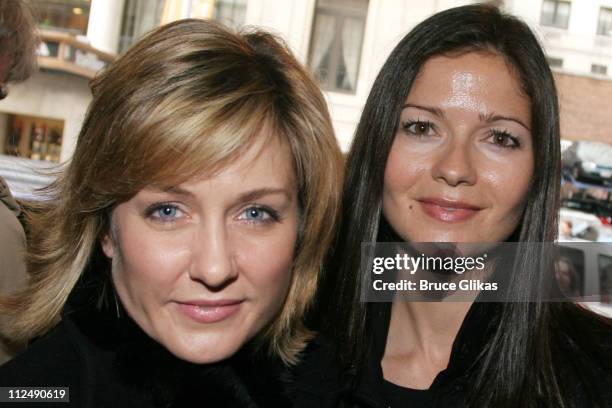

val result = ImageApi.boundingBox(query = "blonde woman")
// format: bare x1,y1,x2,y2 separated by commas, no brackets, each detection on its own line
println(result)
0,19,343,407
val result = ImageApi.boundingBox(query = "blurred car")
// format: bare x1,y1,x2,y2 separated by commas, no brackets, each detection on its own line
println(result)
562,141,612,188
559,208,612,242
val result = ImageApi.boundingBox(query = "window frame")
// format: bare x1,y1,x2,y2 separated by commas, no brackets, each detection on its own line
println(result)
307,0,368,94
213,0,247,28
591,64,608,76
547,57,564,69
597,7,612,36
540,0,571,30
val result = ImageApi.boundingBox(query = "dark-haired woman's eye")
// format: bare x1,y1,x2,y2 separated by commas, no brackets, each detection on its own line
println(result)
488,130,520,149
401,120,436,137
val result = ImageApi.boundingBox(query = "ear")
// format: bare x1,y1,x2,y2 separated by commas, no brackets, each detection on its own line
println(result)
101,233,114,259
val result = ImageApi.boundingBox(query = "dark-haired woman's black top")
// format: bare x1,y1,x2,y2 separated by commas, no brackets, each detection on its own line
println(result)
0,294,293,408
289,302,491,408
289,302,612,408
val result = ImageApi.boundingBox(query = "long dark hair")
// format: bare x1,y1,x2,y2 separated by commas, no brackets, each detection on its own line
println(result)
319,4,611,407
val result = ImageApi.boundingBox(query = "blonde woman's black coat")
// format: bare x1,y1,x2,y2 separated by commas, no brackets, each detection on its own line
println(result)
0,278,293,408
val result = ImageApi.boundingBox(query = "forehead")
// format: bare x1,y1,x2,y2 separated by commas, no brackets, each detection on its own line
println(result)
407,52,531,120
176,134,296,192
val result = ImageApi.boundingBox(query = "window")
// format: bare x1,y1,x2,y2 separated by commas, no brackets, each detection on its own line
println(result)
591,64,608,75
540,0,570,29
0,113,64,163
308,0,368,94
547,57,563,68
32,0,91,35
597,7,612,36
213,0,247,27
119,0,166,54
119,0,246,54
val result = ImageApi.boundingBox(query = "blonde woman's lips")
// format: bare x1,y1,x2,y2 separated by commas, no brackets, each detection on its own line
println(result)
175,299,243,324
418,197,482,223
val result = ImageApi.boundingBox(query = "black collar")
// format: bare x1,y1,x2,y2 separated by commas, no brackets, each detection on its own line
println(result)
62,275,293,408
351,302,502,407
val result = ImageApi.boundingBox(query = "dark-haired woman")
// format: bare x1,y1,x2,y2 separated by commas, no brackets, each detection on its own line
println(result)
291,4,612,408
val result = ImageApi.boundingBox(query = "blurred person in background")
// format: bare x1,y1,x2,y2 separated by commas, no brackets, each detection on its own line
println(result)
0,0,38,364
554,256,583,298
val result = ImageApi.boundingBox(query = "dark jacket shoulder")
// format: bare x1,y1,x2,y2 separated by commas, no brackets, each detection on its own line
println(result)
0,305,293,408
0,321,80,387
549,303,612,407
287,333,346,408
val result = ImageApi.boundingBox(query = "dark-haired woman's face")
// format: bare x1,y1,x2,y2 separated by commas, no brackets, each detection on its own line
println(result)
383,52,533,243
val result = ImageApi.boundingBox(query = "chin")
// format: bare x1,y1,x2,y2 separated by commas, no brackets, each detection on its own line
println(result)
404,231,470,243
174,344,241,364
163,335,244,364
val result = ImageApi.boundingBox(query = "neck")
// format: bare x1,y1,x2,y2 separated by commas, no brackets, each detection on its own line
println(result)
381,301,472,389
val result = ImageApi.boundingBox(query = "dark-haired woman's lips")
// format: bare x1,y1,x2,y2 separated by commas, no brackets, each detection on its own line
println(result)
418,198,482,223
175,299,244,324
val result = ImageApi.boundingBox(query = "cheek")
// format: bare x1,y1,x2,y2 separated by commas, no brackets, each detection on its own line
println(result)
234,226,297,298
113,227,192,293
383,139,428,196
481,156,533,213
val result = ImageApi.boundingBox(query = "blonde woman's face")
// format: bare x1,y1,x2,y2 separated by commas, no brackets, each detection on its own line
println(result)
102,136,298,363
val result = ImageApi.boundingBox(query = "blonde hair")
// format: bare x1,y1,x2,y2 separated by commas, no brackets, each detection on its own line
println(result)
2,19,343,365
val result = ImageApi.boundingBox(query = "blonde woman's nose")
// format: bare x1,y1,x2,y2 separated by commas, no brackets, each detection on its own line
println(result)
189,222,237,290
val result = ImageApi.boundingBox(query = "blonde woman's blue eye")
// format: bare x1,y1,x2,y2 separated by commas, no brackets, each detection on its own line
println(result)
238,206,280,223
146,204,182,221
243,207,268,220
158,206,177,218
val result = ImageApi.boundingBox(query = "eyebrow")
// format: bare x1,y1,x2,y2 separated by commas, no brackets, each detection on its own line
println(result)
478,112,531,132
237,187,292,203
164,186,292,202
402,103,531,132
402,103,446,118
164,186,195,197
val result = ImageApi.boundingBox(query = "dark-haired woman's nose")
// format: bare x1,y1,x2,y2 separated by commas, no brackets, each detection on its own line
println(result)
431,139,477,187
190,222,237,290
